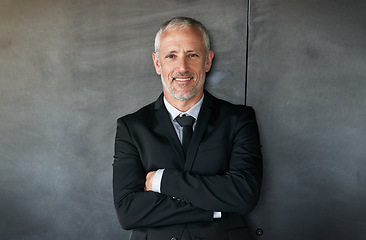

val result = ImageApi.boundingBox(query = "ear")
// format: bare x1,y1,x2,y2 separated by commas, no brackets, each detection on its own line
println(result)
152,52,161,75
205,50,214,72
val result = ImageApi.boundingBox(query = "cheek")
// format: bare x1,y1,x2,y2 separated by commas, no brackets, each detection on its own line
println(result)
161,68,170,78
161,64,172,74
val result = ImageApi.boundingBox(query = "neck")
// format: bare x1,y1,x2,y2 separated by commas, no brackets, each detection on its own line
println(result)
164,91,203,112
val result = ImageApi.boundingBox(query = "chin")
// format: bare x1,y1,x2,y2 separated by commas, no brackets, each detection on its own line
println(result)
173,90,198,101
174,95,193,101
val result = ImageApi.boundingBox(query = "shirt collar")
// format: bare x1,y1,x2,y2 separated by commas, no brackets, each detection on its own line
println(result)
163,93,204,121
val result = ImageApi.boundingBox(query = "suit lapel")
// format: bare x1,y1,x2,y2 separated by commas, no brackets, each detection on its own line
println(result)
185,91,214,171
154,94,186,169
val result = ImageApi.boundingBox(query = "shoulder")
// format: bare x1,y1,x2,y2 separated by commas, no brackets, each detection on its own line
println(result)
208,92,255,116
117,101,156,125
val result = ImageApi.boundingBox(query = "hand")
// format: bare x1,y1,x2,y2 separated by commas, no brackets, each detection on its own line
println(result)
145,171,156,191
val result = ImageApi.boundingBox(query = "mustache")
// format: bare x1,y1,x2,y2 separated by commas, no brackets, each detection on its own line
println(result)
172,73,194,78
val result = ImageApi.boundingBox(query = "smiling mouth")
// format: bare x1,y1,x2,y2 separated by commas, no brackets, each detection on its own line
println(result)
173,74,194,81
174,77,192,81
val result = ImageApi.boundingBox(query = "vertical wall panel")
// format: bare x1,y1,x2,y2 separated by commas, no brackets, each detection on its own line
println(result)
247,0,366,239
0,0,248,239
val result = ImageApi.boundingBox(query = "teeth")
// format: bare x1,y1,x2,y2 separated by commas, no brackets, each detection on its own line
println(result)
175,78,190,81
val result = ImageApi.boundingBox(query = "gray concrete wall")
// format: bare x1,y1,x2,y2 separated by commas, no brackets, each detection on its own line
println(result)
1,0,365,239
0,0,248,239
247,1,366,239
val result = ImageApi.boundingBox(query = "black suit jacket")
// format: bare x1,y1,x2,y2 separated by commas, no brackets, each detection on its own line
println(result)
113,91,262,240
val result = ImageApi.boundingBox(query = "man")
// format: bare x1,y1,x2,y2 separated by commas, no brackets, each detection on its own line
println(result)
113,17,262,240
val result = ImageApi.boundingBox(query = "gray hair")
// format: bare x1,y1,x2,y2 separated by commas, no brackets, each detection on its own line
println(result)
154,17,211,57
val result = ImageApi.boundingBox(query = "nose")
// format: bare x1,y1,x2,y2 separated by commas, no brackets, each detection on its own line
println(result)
177,56,188,72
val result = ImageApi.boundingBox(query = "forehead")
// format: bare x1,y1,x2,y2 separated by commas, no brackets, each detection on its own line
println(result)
159,27,205,52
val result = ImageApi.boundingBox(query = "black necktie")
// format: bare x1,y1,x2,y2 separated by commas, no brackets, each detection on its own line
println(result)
175,114,195,157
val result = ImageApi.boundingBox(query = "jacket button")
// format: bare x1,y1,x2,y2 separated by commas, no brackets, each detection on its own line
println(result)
256,228,263,236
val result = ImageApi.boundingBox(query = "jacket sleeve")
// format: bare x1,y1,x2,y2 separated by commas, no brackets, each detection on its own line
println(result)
160,106,263,214
113,118,213,230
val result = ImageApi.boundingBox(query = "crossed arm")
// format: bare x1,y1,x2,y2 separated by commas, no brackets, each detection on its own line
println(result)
113,107,262,230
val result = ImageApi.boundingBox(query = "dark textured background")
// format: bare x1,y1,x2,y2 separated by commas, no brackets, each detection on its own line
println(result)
1,0,365,239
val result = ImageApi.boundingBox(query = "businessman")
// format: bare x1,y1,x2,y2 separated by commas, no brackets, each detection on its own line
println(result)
113,17,262,240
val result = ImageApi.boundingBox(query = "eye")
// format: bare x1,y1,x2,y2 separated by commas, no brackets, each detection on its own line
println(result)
165,54,176,59
188,53,199,58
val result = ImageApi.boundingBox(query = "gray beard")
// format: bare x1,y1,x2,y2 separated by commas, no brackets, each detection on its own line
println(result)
162,78,203,101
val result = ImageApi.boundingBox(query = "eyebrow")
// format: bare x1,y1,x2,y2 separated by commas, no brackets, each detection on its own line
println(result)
165,50,200,54
167,50,178,54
